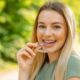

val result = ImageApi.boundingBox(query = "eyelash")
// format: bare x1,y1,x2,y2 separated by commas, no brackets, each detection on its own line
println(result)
38,25,46,28
53,25,61,29
38,25,61,29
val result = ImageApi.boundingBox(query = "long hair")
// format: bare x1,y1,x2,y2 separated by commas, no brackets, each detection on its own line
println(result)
29,1,76,80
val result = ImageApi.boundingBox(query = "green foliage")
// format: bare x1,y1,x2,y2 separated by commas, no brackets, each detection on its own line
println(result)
0,0,45,63
0,0,80,63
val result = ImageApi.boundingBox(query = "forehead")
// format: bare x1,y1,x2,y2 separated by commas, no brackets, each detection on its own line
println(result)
38,10,66,24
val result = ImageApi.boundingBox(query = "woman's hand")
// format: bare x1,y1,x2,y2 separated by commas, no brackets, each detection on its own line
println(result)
17,42,38,71
17,42,43,80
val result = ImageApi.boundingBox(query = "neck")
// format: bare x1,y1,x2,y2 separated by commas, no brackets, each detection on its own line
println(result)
47,50,61,63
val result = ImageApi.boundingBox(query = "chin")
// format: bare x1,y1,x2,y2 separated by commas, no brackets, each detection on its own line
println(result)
43,49,57,54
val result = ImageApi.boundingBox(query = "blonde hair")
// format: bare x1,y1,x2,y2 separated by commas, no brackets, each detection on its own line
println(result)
29,1,76,80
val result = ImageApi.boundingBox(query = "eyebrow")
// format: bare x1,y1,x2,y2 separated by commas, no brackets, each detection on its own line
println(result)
38,22,64,25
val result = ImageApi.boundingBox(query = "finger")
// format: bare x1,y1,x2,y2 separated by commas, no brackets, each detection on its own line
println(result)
20,51,32,59
22,51,32,59
35,46,44,53
26,42,38,49
17,46,35,60
25,46,36,56
17,50,31,62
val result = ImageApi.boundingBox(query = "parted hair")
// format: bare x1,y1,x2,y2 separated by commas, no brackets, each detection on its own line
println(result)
29,1,76,80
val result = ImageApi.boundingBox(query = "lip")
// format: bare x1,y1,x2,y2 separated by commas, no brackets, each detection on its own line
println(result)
42,40,57,47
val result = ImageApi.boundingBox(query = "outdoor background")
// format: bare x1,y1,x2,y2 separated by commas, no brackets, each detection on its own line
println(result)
0,0,80,80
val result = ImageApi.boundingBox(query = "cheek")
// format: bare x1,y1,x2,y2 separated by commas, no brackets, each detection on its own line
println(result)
57,30,67,42
37,29,43,41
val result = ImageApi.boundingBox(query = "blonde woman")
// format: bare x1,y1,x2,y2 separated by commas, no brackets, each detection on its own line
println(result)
17,1,80,80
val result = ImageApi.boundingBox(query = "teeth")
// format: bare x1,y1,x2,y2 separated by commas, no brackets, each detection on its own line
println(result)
44,40,56,43
45,41,53,42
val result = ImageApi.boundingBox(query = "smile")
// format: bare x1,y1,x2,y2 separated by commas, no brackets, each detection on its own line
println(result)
42,40,57,47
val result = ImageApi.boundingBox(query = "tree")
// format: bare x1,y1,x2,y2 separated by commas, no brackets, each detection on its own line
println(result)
0,0,80,62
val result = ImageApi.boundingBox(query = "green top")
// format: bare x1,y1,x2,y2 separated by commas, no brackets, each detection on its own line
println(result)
35,53,80,80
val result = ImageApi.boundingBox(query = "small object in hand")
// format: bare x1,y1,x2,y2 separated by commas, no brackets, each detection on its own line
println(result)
35,42,47,54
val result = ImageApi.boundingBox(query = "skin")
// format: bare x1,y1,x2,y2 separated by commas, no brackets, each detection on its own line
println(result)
17,10,80,80
37,10,67,63
17,43,38,80
68,78,80,80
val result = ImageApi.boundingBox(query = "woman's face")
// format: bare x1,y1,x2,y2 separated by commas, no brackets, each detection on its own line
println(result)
37,10,67,54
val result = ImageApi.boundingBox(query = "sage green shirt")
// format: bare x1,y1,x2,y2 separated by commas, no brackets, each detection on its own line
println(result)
35,53,80,80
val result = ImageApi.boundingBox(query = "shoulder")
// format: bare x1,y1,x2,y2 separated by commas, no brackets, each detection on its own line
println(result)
65,52,80,79
68,52,80,68
69,52,80,64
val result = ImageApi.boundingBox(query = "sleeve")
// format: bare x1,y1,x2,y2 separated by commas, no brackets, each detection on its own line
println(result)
65,54,80,80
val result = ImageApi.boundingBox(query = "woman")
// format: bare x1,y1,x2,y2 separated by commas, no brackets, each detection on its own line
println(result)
17,1,80,80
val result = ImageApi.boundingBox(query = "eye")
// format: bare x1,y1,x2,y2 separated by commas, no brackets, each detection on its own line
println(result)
53,25,61,29
38,25,46,29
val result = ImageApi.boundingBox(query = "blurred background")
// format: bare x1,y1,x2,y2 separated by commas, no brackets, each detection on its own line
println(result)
0,0,80,80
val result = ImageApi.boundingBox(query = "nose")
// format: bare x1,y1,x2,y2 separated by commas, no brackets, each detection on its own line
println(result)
44,28,53,37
